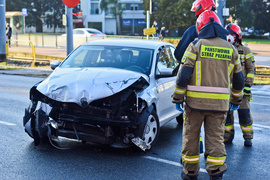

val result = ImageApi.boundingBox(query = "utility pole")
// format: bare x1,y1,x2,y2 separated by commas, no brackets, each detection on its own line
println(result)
216,0,226,26
66,6,73,55
0,0,6,62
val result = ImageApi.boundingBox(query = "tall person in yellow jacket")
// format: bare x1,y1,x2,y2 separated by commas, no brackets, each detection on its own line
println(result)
172,11,245,180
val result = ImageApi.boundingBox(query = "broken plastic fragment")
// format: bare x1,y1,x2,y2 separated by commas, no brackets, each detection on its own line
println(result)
131,137,151,151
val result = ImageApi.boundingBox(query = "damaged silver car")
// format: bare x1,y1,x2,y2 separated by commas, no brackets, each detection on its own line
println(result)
23,39,181,151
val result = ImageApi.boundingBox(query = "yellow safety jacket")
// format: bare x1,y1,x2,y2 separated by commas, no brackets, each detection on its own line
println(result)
172,37,244,112
236,44,255,87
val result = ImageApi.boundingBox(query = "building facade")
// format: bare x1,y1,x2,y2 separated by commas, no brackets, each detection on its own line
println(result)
80,0,146,35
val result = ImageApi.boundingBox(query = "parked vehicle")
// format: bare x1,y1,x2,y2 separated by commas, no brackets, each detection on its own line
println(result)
62,28,106,38
23,39,181,151
263,32,270,39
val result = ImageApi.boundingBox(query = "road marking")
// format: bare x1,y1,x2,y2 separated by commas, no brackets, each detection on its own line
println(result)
235,121,270,129
0,121,16,126
143,155,207,173
251,102,270,106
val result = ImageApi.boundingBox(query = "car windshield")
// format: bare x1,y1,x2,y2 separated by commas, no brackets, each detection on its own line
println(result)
60,45,154,75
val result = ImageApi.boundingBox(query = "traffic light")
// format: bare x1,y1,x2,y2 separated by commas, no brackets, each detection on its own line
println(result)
151,1,158,13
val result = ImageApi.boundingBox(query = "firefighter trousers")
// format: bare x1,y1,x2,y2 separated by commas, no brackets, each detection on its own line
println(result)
181,106,227,176
225,97,253,142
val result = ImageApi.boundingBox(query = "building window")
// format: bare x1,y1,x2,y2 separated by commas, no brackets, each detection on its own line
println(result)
131,4,138,11
88,22,102,32
91,2,100,15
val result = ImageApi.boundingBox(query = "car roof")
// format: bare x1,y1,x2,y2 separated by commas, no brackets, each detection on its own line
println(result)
81,38,174,49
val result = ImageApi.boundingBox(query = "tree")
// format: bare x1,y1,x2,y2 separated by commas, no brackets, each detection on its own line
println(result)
43,0,65,33
100,0,123,35
250,0,270,33
6,0,29,11
142,0,196,36
226,0,254,28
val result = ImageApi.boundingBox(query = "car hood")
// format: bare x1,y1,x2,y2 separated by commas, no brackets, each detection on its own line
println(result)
36,67,149,106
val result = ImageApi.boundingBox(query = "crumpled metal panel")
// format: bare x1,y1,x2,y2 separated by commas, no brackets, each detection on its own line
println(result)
37,67,149,106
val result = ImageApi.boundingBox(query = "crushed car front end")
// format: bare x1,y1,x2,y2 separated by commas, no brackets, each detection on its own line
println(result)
23,76,153,149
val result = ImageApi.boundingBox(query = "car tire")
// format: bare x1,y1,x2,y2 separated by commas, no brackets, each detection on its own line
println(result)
142,110,160,146
176,113,183,124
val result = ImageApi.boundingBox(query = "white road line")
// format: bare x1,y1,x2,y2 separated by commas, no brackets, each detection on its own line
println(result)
235,121,270,129
251,102,270,106
0,121,16,126
143,155,207,173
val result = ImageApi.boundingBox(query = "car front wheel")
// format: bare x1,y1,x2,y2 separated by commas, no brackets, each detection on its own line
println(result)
142,110,160,146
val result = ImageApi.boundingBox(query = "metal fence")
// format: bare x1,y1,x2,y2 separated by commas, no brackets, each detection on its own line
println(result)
9,33,160,49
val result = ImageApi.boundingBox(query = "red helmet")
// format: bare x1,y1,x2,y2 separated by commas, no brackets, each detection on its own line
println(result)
196,10,222,34
191,0,216,16
226,23,242,39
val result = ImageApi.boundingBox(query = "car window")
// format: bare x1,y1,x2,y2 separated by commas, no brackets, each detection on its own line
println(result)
87,29,103,34
60,45,154,75
77,30,84,34
73,30,79,34
169,46,178,63
156,47,176,74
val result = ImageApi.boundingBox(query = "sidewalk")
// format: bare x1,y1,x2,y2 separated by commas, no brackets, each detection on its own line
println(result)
0,67,53,78
8,46,67,58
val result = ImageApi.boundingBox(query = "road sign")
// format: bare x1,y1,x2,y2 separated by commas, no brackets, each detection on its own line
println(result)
62,14,66,26
62,0,80,8
144,28,156,36
22,8,27,17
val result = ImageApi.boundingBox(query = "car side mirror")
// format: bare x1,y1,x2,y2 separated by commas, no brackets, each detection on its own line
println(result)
156,68,174,78
50,61,61,70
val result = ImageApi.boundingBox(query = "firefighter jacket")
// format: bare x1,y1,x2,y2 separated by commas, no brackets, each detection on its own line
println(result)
236,44,255,87
172,37,245,112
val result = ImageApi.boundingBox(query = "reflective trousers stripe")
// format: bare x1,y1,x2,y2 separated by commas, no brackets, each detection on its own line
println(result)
206,156,226,165
187,85,230,94
182,154,200,164
187,91,230,100
225,125,234,131
241,125,253,132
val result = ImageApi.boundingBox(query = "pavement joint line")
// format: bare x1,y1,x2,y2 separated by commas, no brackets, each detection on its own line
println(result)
143,155,207,173
0,121,16,126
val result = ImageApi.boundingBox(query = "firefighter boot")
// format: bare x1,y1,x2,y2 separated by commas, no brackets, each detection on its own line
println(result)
224,129,234,144
244,139,252,146
181,171,198,180
210,172,224,180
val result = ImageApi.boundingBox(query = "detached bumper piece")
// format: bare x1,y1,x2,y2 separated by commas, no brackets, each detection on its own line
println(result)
131,137,151,151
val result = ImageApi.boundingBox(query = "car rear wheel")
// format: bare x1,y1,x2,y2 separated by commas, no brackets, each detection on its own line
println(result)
142,110,160,145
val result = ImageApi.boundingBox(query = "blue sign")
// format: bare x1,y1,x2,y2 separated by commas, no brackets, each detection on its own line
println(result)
122,19,131,26
137,20,146,26
22,8,27,17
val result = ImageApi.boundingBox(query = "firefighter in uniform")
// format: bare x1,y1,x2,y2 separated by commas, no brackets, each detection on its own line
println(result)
173,0,217,154
224,23,255,146
172,11,245,180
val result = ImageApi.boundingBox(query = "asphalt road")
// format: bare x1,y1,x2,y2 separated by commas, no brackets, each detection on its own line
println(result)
1,74,270,180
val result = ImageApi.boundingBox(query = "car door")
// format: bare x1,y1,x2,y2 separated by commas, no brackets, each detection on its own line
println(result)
155,46,179,126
